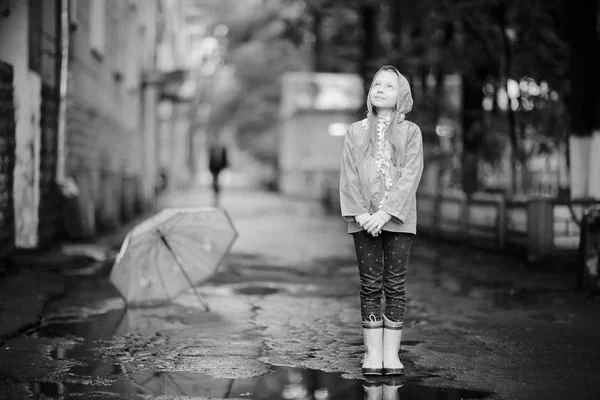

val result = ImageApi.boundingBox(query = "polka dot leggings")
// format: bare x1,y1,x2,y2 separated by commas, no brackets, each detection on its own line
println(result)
352,230,413,323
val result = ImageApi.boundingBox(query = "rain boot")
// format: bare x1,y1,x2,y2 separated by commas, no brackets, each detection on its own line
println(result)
362,317,383,375
362,380,383,400
382,377,403,400
382,314,404,375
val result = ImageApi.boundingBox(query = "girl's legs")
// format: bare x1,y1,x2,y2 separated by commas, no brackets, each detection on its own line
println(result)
381,231,412,375
352,230,384,321
382,232,412,322
352,230,385,375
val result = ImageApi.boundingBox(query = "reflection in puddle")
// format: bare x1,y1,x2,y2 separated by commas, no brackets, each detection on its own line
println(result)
34,308,129,341
28,365,492,399
28,311,492,399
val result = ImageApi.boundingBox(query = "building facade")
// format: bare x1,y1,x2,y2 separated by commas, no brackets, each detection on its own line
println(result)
0,0,163,257
278,72,363,201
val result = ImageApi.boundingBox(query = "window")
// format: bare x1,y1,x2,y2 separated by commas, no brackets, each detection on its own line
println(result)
0,0,11,17
69,0,79,31
111,1,125,82
28,0,43,72
89,0,105,59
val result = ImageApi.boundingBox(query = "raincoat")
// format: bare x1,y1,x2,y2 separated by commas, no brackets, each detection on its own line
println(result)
339,75,424,235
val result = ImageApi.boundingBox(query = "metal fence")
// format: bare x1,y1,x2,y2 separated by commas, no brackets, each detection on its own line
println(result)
416,191,600,263
320,176,596,267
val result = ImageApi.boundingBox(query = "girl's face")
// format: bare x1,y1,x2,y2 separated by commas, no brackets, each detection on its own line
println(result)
369,70,399,112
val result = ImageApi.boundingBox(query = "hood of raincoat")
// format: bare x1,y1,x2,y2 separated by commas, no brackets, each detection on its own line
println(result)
367,66,413,120
394,71,413,116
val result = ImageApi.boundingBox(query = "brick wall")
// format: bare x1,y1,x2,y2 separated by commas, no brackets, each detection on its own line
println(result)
0,61,16,257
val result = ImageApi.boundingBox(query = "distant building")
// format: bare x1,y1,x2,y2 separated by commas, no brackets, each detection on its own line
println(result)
278,72,363,204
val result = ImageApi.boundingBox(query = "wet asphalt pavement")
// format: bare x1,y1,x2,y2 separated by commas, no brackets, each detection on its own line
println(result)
1,187,599,400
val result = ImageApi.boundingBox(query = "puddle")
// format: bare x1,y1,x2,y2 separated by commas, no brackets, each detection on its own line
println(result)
234,286,281,296
33,309,128,341
26,312,492,399
27,365,492,399
228,282,323,296
402,340,424,346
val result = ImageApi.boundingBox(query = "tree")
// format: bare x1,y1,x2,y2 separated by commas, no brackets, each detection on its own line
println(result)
379,0,570,196
564,0,599,199
197,0,375,166
199,1,314,165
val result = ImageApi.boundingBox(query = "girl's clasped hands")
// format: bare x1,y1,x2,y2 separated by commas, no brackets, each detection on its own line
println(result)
355,211,392,237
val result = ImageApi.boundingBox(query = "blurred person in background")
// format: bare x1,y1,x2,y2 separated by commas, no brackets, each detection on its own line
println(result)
208,139,229,206
339,65,424,376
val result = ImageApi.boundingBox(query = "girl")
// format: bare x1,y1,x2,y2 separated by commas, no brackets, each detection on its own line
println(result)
339,65,424,376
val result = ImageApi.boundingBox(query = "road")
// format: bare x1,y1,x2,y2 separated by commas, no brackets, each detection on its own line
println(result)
0,186,598,399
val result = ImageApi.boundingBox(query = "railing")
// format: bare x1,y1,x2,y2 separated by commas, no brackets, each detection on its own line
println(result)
505,199,528,255
416,191,600,263
319,178,599,265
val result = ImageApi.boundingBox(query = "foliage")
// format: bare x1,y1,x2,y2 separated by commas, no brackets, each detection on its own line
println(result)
480,124,508,169
376,0,570,193
199,1,314,164
199,0,369,165
192,0,574,183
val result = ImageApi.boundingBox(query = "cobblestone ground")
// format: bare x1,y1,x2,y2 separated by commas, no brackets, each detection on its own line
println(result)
0,187,599,399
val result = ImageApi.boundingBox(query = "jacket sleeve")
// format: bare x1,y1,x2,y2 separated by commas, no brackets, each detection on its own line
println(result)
380,124,424,223
339,125,369,222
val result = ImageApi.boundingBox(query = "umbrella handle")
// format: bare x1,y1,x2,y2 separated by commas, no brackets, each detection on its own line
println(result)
157,229,211,312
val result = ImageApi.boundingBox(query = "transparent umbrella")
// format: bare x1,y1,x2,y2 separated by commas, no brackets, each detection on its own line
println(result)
109,207,237,310
126,371,235,397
